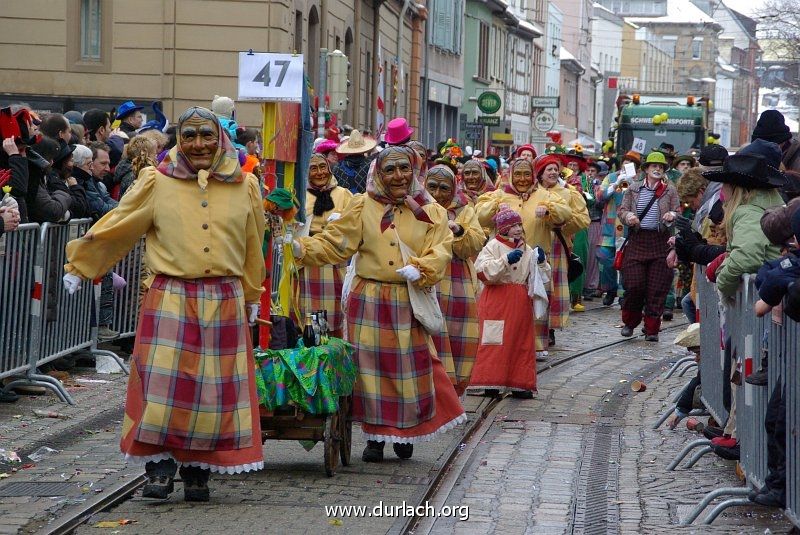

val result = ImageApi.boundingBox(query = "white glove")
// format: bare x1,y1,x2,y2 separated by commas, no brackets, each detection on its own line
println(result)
63,273,82,295
326,212,342,223
396,265,421,282
292,240,303,258
246,303,260,327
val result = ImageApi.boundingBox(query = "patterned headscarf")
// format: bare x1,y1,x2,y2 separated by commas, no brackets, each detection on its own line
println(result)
503,159,537,201
426,164,470,221
157,106,242,188
460,159,495,202
366,145,435,232
407,140,429,178
307,153,340,216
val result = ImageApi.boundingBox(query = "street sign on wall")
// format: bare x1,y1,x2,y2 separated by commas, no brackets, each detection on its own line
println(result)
478,116,500,126
238,52,304,102
477,92,502,114
533,111,556,133
531,96,559,109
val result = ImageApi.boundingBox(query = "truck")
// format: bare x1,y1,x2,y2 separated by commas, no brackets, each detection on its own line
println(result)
613,94,710,156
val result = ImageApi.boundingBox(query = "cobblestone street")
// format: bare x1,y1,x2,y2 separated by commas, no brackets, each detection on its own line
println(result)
0,309,794,534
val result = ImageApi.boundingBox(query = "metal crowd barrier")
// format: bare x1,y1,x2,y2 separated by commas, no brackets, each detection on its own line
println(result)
111,237,145,338
0,223,39,381
678,274,799,528
1,220,137,404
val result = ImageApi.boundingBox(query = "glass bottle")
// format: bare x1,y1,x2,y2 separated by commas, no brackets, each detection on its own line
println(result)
311,313,321,346
303,314,316,348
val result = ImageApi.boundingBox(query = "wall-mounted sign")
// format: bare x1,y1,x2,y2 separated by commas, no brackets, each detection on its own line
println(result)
533,111,556,133
531,96,559,108
238,52,304,102
477,91,502,114
478,116,500,126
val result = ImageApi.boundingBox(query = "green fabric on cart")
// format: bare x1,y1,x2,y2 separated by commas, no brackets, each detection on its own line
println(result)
253,337,357,415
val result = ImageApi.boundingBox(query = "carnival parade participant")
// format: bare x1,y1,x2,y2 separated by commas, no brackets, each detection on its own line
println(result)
294,145,465,463
461,159,495,205
469,205,547,399
476,157,572,353
424,164,484,395
333,130,377,194
62,106,267,501
584,161,608,301
536,153,589,347
595,151,640,306
617,151,680,341
562,148,591,312
514,144,537,163
299,153,353,338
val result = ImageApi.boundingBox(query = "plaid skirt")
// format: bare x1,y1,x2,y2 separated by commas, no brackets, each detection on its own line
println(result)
431,258,479,395
299,263,346,335
347,277,464,431
120,275,263,473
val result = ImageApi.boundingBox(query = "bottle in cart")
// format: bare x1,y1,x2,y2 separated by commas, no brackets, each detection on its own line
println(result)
317,310,328,344
311,313,321,346
303,314,317,347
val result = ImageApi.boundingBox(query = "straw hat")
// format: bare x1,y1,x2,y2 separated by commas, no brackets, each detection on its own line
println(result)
336,130,377,155
673,323,700,348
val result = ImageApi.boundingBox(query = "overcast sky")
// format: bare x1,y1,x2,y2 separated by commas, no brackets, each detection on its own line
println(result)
721,0,765,17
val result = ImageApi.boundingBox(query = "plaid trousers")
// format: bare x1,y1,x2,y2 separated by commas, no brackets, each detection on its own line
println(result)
620,229,673,331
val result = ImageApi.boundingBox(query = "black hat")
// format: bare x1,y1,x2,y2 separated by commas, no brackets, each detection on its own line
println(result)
752,110,792,145
53,141,75,168
698,144,728,168
702,139,787,189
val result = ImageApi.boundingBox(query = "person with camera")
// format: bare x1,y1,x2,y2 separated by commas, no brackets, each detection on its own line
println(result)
617,151,679,342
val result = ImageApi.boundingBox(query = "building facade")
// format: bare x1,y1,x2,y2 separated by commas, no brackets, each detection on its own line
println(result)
619,22,675,94
0,0,424,132
591,3,623,143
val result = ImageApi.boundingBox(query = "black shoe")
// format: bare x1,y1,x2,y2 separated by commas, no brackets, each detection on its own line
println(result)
362,440,385,463
621,326,634,337
645,334,659,342
392,443,413,459
142,475,175,499
179,466,210,502
0,389,18,403
582,293,594,301
511,390,534,399
662,311,673,321
602,293,615,306
745,369,768,386
483,389,500,397
548,329,556,347
702,425,724,440
748,488,761,501
753,488,785,508
711,444,740,461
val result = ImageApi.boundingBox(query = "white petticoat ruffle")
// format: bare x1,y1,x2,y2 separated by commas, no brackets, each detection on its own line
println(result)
361,412,468,444
123,453,264,475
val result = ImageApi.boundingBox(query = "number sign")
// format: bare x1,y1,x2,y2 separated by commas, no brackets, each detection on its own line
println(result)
238,52,304,102
631,137,647,154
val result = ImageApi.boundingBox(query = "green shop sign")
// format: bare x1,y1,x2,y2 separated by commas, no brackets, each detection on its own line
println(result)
477,91,502,114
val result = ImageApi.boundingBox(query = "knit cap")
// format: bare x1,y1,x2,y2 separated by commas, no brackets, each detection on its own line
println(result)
494,204,523,235
752,110,792,145
211,95,235,119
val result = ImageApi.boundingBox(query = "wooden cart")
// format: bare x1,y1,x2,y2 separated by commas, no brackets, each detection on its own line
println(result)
259,396,353,476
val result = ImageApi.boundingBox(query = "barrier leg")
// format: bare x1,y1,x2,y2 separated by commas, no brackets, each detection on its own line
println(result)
4,374,75,405
667,439,711,470
680,487,751,525
678,362,698,377
653,404,676,429
683,445,714,469
92,348,130,375
665,356,696,379
702,497,753,524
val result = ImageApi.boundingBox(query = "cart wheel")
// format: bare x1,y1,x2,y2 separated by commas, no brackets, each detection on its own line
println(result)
339,396,352,466
324,410,340,477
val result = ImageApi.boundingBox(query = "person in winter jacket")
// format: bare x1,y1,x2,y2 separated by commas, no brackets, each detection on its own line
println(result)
25,137,72,224
51,140,90,219
115,101,144,137
751,110,800,176
87,142,119,216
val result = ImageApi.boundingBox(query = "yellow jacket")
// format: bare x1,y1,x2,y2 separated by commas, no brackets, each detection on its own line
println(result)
304,186,353,236
65,167,267,303
551,184,591,246
451,204,486,261
475,187,571,254
298,194,453,288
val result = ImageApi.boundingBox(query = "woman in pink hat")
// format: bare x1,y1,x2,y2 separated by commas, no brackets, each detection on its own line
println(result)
385,117,414,146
